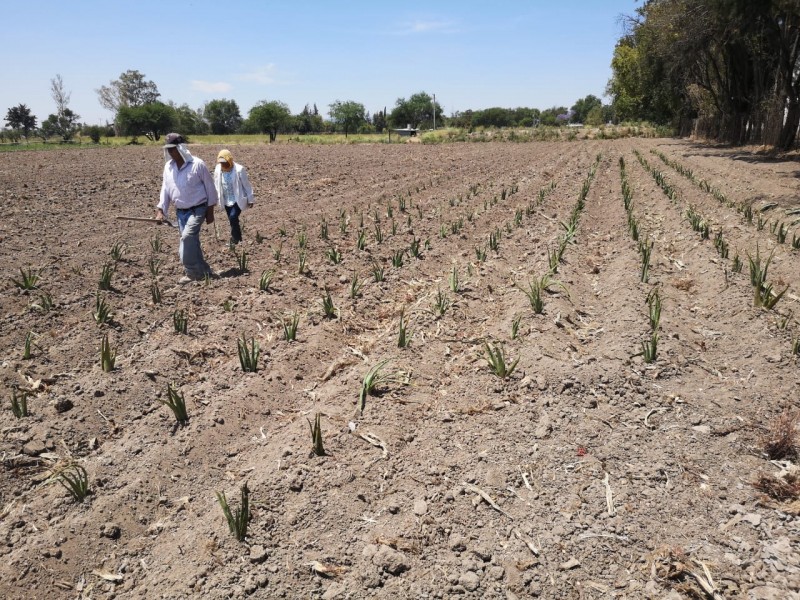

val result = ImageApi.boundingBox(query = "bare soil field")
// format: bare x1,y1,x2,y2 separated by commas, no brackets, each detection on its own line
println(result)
1,138,799,599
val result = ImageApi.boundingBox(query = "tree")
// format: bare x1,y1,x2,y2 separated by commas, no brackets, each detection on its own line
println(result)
294,104,325,134
245,100,291,141
82,125,104,143
371,108,388,133
203,99,242,134
116,102,175,141
97,70,160,114
169,102,209,135
47,74,80,141
5,104,37,139
389,92,443,129
570,95,603,124
328,100,366,137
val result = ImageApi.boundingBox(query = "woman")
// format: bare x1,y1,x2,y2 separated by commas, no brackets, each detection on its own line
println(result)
213,149,255,246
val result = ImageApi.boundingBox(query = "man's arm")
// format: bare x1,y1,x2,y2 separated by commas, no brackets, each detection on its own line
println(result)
155,165,170,220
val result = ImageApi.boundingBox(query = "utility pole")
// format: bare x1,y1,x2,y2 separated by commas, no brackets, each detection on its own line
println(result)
433,94,436,130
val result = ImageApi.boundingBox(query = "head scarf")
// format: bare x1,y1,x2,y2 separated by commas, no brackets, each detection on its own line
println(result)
217,149,234,171
163,133,193,164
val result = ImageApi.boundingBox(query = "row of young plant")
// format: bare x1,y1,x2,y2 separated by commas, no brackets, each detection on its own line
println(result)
651,149,800,250
633,149,798,356
619,155,662,362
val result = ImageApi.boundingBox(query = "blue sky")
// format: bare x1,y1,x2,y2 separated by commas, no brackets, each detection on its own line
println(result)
1,1,639,126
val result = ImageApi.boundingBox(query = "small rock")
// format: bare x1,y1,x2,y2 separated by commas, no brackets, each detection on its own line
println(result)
560,558,581,570
536,376,548,391
249,545,269,564
449,534,467,552
322,583,346,599
488,565,505,580
54,398,73,413
413,499,428,516
372,544,409,575
100,523,121,540
534,412,551,439
458,571,480,592
692,425,711,434
22,441,46,456
743,513,762,527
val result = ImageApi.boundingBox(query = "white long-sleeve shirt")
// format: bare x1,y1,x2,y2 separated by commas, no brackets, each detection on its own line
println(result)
157,155,219,213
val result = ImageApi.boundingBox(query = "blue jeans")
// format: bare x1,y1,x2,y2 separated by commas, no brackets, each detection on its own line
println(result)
225,203,242,243
176,205,212,279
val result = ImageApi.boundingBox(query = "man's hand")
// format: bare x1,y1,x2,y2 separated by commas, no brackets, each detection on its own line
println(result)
247,203,254,209
155,209,165,222
206,206,215,224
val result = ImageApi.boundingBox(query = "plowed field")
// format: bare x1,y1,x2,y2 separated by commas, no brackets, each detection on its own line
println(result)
1,138,799,599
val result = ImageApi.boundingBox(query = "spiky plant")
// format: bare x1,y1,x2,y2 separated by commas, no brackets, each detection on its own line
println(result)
11,267,39,291
10,388,28,418
151,282,162,304
319,219,329,240
640,332,658,363
56,464,91,503
432,288,450,317
22,331,33,360
173,309,188,334
148,257,162,278
98,263,115,291
150,232,163,253
326,246,343,265
237,334,259,372
358,359,408,413
732,253,743,274
397,309,410,348
271,241,283,262
374,223,384,244
520,274,566,315
475,246,487,262
259,269,274,292
391,249,405,267
483,342,520,379
511,315,522,340
307,413,326,456
748,245,788,308
488,231,500,253
282,312,300,341
371,262,385,283
255,231,264,244
639,238,653,283
93,292,112,325
646,288,662,331
297,229,308,250
408,238,422,258
297,251,307,275
217,483,250,542
350,272,364,298
31,292,54,313
100,334,116,372
110,241,127,262
356,229,367,250
321,288,337,319
159,382,189,424
236,249,249,272
448,266,460,293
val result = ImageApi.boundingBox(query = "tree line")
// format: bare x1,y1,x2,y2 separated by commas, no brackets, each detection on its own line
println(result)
608,0,800,149
4,69,613,144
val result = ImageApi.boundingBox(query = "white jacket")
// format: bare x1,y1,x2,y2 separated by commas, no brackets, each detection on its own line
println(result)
213,163,255,211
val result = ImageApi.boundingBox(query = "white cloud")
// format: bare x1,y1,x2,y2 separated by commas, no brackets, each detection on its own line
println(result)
236,64,277,85
191,80,232,93
396,19,458,34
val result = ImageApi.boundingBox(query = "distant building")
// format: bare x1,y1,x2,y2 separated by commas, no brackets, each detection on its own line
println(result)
393,124,419,137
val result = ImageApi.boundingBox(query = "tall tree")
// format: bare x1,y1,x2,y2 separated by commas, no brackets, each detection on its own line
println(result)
389,92,443,129
116,102,175,141
328,100,366,137
4,104,37,138
203,99,243,134
245,100,291,141
570,95,603,124
97,70,161,114
45,74,80,141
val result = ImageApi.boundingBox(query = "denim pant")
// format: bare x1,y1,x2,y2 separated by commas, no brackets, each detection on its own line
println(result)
225,203,242,243
176,205,212,279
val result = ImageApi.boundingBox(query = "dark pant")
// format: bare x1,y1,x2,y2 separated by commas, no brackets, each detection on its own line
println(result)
225,204,242,243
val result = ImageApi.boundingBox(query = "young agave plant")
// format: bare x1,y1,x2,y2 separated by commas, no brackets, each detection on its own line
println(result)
173,309,188,334
307,412,326,456
238,334,260,372
100,334,116,372
358,359,408,414
259,269,274,292
217,483,250,542
282,312,300,341
483,342,520,379
56,463,91,503
322,288,337,319
159,382,189,425
397,309,411,348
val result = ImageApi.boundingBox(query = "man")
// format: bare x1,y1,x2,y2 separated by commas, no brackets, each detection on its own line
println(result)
155,133,218,283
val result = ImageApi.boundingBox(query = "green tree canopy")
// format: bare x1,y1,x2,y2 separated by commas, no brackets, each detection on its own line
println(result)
570,95,603,124
204,99,242,134
116,102,175,141
4,104,37,138
47,74,80,141
96,70,160,114
328,100,366,137
245,100,291,141
389,92,443,129
169,102,208,135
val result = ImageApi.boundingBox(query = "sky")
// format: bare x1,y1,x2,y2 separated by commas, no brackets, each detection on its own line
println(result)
1,0,640,126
